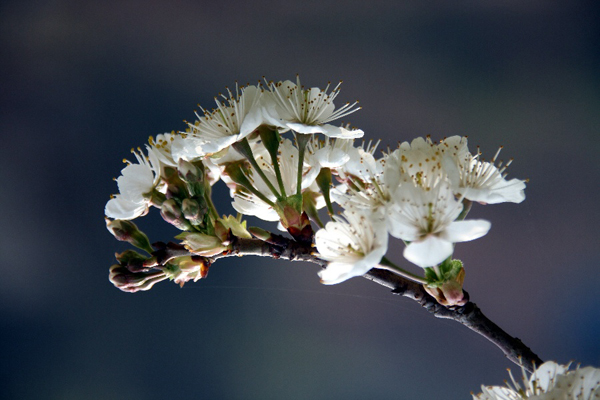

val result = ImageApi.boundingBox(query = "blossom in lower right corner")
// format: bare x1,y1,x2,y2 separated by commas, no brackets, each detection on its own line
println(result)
315,208,388,285
473,361,600,400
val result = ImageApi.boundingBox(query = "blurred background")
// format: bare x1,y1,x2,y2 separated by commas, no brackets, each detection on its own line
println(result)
1,1,599,399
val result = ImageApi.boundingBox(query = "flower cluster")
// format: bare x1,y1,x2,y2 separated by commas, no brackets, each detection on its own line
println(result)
473,361,600,400
105,76,526,296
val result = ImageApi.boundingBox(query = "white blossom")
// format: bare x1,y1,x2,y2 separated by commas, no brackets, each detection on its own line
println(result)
185,84,265,156
473,361,600,400
231,139,321,221
440,137,526,204
384,136,447,191
263,76,363,138
105,148,161,220
305,135,354,171
315,207,388,285
387,179,490,268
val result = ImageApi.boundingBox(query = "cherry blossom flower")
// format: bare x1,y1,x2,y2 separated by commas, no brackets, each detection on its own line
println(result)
263,76,363,138
442,140,526,204
231,139,321,221
105,148,161,220
387,179,490,268
473,361,600,400
315,207,388,285
185,84,265,156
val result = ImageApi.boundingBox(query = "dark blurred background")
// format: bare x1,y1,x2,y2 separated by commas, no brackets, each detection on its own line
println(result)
1,1,599,399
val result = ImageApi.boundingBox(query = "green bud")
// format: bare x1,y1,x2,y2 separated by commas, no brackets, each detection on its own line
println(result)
163,166,189,199
161,199,193,231
105,218,154,254
114,249,150,272
176,232,227,257
424,259,467,307
108,264,166,293
181,198,207,226
162,256,210,287
274,195,313,244
178,159,205,197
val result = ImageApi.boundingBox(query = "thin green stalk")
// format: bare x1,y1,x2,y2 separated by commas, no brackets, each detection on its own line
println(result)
295,133,310,196
232,139,282,200
456,199,473,221
379,257,427,285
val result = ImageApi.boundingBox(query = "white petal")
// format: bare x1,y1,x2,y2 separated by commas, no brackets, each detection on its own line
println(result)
238,104,264,139
286,122,326,134
462,178,526,204
442,220,491,243
319,124,364,139
105,196,147,220
318,262,359,285
385,204,421,241
403,235,453,268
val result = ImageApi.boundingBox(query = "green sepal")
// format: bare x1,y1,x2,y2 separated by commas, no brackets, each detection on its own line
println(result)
115,249,148,266
258,126,282,161
315,167,334,215
425,259,464,288
105,218,154,254
302,190,324,228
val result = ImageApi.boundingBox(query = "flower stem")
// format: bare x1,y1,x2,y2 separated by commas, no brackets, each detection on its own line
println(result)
232,138,282,200
456,199,473,221
295,133,310,197
379,257,427,285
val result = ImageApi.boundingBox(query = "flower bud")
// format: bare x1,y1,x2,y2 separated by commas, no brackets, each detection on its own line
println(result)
176,232,227,257
162,166,189,199
178,159,206,197
274,195,313,244
181,198,207,226
108,264,166,293
424,260,467,307
115,249,150,273
163,256,210,287
161,199,193,231
105,218,154,254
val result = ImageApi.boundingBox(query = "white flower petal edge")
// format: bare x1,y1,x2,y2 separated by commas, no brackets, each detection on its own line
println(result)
403,235,454,269
441,220,491,243
472,361,600,400
264,77,363,138
105,148,160,220
315,208,388,285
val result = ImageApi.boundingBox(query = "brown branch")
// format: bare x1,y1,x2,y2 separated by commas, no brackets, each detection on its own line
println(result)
150,235,543,372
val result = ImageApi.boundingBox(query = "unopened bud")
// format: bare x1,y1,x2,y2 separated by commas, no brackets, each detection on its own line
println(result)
163,256,210,287
424,260,467,307
178,160,205,198
105,218,154,254
161,199,193,231
115,249,150,272
176,232,227,257
275,195,313,244
108,264,166,293
181,198,207,225
163,166,189,199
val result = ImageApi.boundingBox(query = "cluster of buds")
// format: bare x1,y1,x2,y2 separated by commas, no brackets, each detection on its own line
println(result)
105,76,526,303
